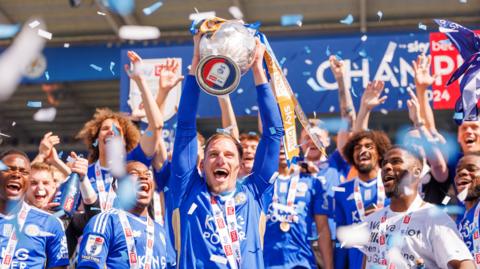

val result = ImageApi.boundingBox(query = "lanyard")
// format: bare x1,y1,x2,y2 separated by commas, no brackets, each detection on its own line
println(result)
94,161,116,211
153,192,163,224
118,211,155,269
470,201,480,265
271,168,300,222
1,203,30,269
353,172,385,222
210,195,242,269
376,195,423,268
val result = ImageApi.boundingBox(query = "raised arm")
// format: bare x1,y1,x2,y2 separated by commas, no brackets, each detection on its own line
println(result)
413,53,446,143
217,95,240,140
329,55,355,156
152,58,184,171
170,34,202,199
34,132,71,180
250,40,283,196
406,89,448,182
124,51,163,157
353,80,386,133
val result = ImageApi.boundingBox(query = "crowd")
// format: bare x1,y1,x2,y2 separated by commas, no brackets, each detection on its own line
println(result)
1,24,480,269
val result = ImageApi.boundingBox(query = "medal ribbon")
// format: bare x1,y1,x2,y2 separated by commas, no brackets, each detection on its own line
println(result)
94,161,116,211
153,191,163,224
376,195,423,268
272,167,300,223
353,172,385,222
1,203,30,269
118,211,155,269
210,195,241,269
471,201,480,265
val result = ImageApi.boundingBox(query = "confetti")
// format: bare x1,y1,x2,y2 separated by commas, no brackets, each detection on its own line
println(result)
384,88,389,94
460,0,467,3
37,29,52,40
11,122,15,127
304,46,311,54
63,43,70,48
45,71,50,80
119,25,160,40
302,71,311,76
251,105,258,111
441,196,451,205
33,107,57,122
319,118,349,133
0,132,10,138
351,86,358,97
332,186,345,192
358,49,367,58
189,11,216,21
269,127,276,135
106,136,126,178
27,101,42,108
418,22,427,31
105,0,135,16
307,77,324,92
110,61,115,75
393,66,399,73
0,24,20,39
245,108,251,114
377,11,383,21
92,139,98,147
281,14,303,27
361,34,368,42
305,59,313,65
457,187,468,202
58,151,64,159
329,106,335,112
90,64,103,72
145,130,153,137
228,6,243,19
397,100,403,108
380,109,388,115
337,222,369,248
97,11,106,16
117,175,137,210
237,88,244,94
325,46,331,56
112,124,120,136
353,62,359,69
28,20,40,29
340,14,354,25
0,161,7,171
279,57,287,66
143,1,163,16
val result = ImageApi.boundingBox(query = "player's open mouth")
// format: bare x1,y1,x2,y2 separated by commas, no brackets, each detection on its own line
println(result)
6,181,22,196
213,168,229,181
465,136,476,146
34,189,47,201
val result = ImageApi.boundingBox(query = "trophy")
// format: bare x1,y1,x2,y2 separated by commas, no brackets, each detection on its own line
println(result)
195,20,257,96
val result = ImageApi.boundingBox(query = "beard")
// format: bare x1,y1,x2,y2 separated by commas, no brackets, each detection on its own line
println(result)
356,163,374,174
465,184,480,202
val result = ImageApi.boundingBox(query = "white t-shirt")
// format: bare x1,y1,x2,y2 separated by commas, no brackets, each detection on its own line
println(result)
363,200,472,268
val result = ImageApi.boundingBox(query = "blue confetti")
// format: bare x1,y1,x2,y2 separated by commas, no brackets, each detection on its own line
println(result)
318,118,349,133
105,0,135,16
418,22,427,31
269,127,276,135
245,108,251,114
351,86,358,97
353,77,359,82
358,49,367,58
0,24,20,39
145,130,153,137
90,64,103,72
142,1,163,16
279,57,287,66
304,46,311,54
58,151,64,159
325,46,331,56
112,124,120,136
302,71,311,76
110,61,115,75
45,71,50,80
281,14,303,27
27,101,42,108
92,139,98,147
453,112,463,120
0,161,7,171
237,88,244,94
117,175,137,209
340,14,354,25
399,87,405,94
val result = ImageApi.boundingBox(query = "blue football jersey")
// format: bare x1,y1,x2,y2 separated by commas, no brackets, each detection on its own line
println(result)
262,173,329,269
334,177,390,269
77,209,168,269
458,202,478,255
0,202,69,269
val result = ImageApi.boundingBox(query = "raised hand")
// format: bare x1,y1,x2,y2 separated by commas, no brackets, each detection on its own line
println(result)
69,152,88,178
38,132,60,161
361,80,387,110
329,55,345,79
124,50,144,82
412,54,438,88
158,58,184,92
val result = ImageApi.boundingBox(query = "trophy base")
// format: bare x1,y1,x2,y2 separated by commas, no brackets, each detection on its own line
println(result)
196,55,241,96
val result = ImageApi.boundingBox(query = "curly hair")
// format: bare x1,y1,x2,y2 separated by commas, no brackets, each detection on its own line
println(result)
342,130,392,166
76,108,140,163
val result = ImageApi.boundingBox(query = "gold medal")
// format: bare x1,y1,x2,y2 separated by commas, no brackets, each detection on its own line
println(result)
280,222,290,232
